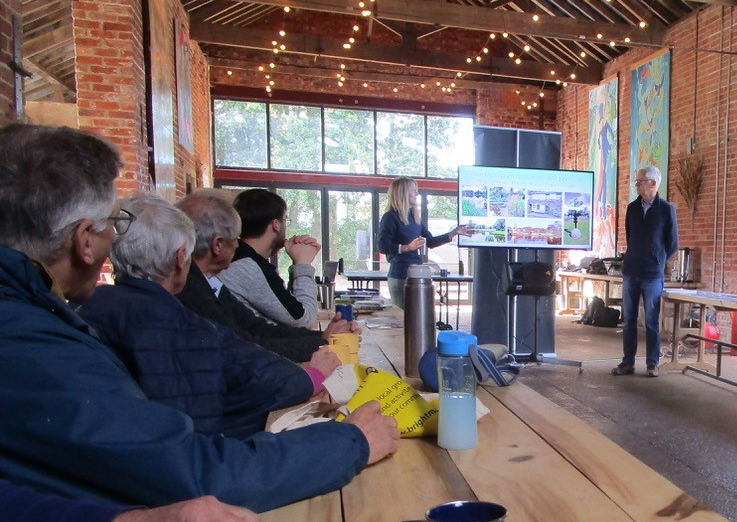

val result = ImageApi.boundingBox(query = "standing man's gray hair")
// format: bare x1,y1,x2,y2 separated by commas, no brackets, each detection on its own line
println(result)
111,193,196,282
0,124,121,263
176,189,241,258
640,165,662,188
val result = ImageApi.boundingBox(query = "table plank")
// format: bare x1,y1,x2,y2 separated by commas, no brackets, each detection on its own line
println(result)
487,383,728,522
261,493,342,522
342,438,476,522
450,387,634,522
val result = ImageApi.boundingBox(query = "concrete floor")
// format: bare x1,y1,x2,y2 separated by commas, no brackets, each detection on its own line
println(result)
454,307,737,521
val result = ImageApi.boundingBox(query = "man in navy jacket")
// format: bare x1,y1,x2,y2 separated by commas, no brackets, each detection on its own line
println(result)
612,166,678,378
0,123,399,513
0,479,259,522
79,193,339,440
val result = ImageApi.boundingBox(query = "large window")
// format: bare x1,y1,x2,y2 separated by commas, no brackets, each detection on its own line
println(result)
214,101,267,168
324,108,374,174
213,99,473,178
376,112,425,177
270,104,322,171
427,116,475,178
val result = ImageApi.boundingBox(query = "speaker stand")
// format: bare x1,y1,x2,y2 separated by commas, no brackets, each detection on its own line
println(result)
508,294,583,373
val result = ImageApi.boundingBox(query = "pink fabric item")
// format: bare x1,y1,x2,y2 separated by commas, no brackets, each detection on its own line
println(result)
303,366,326,396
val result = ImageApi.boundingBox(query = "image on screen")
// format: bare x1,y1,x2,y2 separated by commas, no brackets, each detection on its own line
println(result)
458,165,594,250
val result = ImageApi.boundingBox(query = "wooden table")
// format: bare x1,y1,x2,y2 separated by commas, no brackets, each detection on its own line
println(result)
262,313,728,522
660,289,737,383
342,270,473,330
557,269,624,310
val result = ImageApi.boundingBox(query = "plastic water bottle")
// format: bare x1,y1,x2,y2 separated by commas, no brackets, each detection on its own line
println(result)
404,264,436,377
437,331,478,450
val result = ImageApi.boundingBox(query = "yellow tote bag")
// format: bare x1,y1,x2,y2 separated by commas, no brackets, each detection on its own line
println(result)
336,365,438,438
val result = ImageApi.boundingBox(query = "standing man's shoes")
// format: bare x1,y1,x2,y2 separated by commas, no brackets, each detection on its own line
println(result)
611,363,635,376
646,365,659,377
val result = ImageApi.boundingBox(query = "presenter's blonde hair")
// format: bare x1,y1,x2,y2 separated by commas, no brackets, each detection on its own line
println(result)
386,177,419,225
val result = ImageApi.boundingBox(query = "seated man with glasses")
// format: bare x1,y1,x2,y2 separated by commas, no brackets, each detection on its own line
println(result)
219,189,322,328
175,190,358,363
0,123,399,514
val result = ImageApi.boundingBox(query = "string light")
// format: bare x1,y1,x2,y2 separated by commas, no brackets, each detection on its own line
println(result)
624,36,631,43
639,21,647,28
596,33,603,39
523,44,531,52
227,70,232,76
550,70,556,75
532,14,539,22
283,6,290,12
580,51,586,58
515,58,521,64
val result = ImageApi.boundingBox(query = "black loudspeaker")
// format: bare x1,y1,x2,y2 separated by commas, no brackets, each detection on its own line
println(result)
504,262,556,296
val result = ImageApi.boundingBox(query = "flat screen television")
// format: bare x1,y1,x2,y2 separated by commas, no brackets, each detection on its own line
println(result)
457,165,594,250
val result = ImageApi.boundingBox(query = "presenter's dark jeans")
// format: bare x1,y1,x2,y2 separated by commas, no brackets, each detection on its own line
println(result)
622,275,664,368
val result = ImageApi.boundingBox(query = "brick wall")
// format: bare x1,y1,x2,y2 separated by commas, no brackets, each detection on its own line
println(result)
73,0,150,195
557,5,737,296
0,0,20,124
73,0,200,200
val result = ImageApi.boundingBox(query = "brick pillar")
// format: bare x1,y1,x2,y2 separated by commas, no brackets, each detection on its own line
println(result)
72,0,150,195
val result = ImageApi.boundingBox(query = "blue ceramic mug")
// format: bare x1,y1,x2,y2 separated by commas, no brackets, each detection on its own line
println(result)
425,501,506,522
335,304,354,321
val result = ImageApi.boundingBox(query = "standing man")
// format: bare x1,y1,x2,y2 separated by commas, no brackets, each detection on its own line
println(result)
612,166,678,378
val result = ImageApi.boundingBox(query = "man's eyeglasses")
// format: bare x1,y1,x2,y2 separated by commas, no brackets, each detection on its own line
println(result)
633,178,654,186
108,208,136,235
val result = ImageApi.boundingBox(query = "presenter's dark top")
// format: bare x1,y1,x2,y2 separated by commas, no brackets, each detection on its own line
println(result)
378,209,452,279
622,194,678,279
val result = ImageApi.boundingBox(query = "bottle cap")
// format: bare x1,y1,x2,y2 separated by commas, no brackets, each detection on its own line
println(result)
407,264,432,279
437,331,477,355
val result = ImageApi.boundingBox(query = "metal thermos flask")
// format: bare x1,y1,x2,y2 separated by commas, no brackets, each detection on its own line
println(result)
404,264,436,377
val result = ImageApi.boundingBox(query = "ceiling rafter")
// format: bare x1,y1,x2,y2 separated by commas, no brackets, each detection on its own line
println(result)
227,0,665,45
192,21,603,83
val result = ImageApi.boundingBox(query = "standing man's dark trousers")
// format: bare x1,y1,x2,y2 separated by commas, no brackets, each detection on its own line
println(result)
621,275,664,368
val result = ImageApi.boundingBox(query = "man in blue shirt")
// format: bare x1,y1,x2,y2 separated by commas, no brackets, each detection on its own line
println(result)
612,166,678,378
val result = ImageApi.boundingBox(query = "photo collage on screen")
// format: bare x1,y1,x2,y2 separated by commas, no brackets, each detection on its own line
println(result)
458,166,592,250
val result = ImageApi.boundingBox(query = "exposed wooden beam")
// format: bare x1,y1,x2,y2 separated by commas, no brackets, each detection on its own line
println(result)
192,21,602,83
23,25,72,58
22,57,75,100
687,0,737,5
226,0,665,45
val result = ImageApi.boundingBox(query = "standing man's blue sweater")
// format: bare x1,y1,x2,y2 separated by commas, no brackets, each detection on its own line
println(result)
622,194,678,279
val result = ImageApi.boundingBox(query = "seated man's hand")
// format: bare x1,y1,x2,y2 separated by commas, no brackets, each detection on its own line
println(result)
290,234,321,249
114,495,259,522
321,312,363,338
285,236,320,265
343,400,400,465
308,345,340,378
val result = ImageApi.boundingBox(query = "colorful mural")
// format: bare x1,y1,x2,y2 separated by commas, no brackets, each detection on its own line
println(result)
588,75,618,258
630,49,670,201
